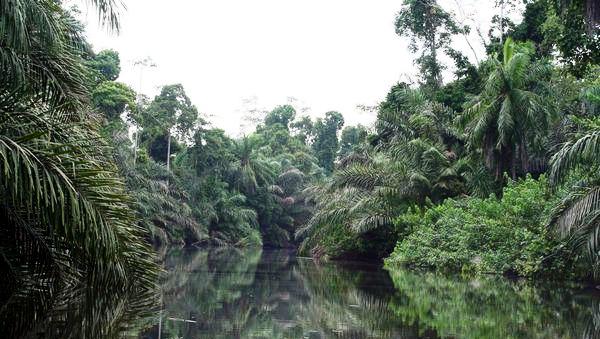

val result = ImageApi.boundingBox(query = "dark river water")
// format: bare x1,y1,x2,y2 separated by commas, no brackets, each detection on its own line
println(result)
137,247,600,339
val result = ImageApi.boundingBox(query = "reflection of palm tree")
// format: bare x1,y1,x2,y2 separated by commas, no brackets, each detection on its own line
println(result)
158,248,262,338
156,247,411,338
293,259,410,338
152,248,600,339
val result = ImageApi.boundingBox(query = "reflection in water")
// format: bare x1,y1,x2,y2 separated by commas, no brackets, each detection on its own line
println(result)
141,247,600,339
0,271,158,338
388,271,600,339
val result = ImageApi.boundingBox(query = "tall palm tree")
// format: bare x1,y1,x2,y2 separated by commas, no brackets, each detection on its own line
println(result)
1,1,158,336
120,153,206,245
463,38,552,180
297,84,486,258
209,193,261,247
230,137,278,194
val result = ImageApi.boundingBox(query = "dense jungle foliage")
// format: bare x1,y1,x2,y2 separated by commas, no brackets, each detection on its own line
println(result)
1,1,600,335
297,0,600,282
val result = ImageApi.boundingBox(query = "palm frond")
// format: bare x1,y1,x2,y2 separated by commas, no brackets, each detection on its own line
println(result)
550,131,600,185
87,0,124,31
550,186,600,236
497,95,515,147
333,164,385,190
0,108,159,334
584,85,600,105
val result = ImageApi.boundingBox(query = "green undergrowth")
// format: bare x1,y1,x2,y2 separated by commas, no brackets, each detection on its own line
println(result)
385,176,588,279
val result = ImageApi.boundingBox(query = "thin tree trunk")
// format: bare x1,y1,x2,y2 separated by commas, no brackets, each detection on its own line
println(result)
431,33,441,88
586,0,599,34
510,151,517,180
520,141,528,175
133,130,139,166
166,129,171,171
500,0,505,46
452,0,480,64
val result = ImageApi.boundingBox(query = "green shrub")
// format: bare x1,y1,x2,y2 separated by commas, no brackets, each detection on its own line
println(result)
385,175,586,278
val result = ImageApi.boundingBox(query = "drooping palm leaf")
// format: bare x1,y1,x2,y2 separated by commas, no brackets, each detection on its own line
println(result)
0,108,159,336
548,84,600,273
550,131,600,185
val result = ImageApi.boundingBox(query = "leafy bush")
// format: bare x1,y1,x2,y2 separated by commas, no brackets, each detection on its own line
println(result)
385,175,586,278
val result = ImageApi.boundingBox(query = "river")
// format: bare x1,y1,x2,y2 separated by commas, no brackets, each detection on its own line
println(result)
137,247,600,339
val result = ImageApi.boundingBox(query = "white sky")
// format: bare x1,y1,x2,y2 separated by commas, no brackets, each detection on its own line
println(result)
76,0,519,136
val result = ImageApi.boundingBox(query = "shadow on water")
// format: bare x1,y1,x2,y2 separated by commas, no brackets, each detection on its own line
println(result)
140,247,600,339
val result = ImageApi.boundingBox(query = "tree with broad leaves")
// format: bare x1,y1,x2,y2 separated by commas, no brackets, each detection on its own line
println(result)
291,115,315,146
264,105,296,130
395,0,465,93
88,49,121,83
92,81,136,120
338,125,368,158
143,84,199,170
312,111,344,174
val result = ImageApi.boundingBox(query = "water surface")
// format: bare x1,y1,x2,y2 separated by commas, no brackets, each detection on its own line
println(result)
139,247,600,339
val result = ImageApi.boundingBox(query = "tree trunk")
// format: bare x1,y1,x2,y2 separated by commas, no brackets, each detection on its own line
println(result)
500,0,505,45
586,0,599,34
498,146,515,180
166,129,171,171
510,151,517,180
520,141,529,175
133,130,139,167
430,33,441,89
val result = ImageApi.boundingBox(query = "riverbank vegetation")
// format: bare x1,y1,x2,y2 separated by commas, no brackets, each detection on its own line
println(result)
298,0,600,282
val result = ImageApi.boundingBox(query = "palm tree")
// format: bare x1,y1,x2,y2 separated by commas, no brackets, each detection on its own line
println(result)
120,153,206,245
463,38,552,180
1,1,159,335
1,0,122,113
297,84,487,258
230,137,278,194
296,150,426,258
209,193,261,247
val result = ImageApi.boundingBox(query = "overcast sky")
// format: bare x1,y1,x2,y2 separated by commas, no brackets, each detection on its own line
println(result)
77,0,517,136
